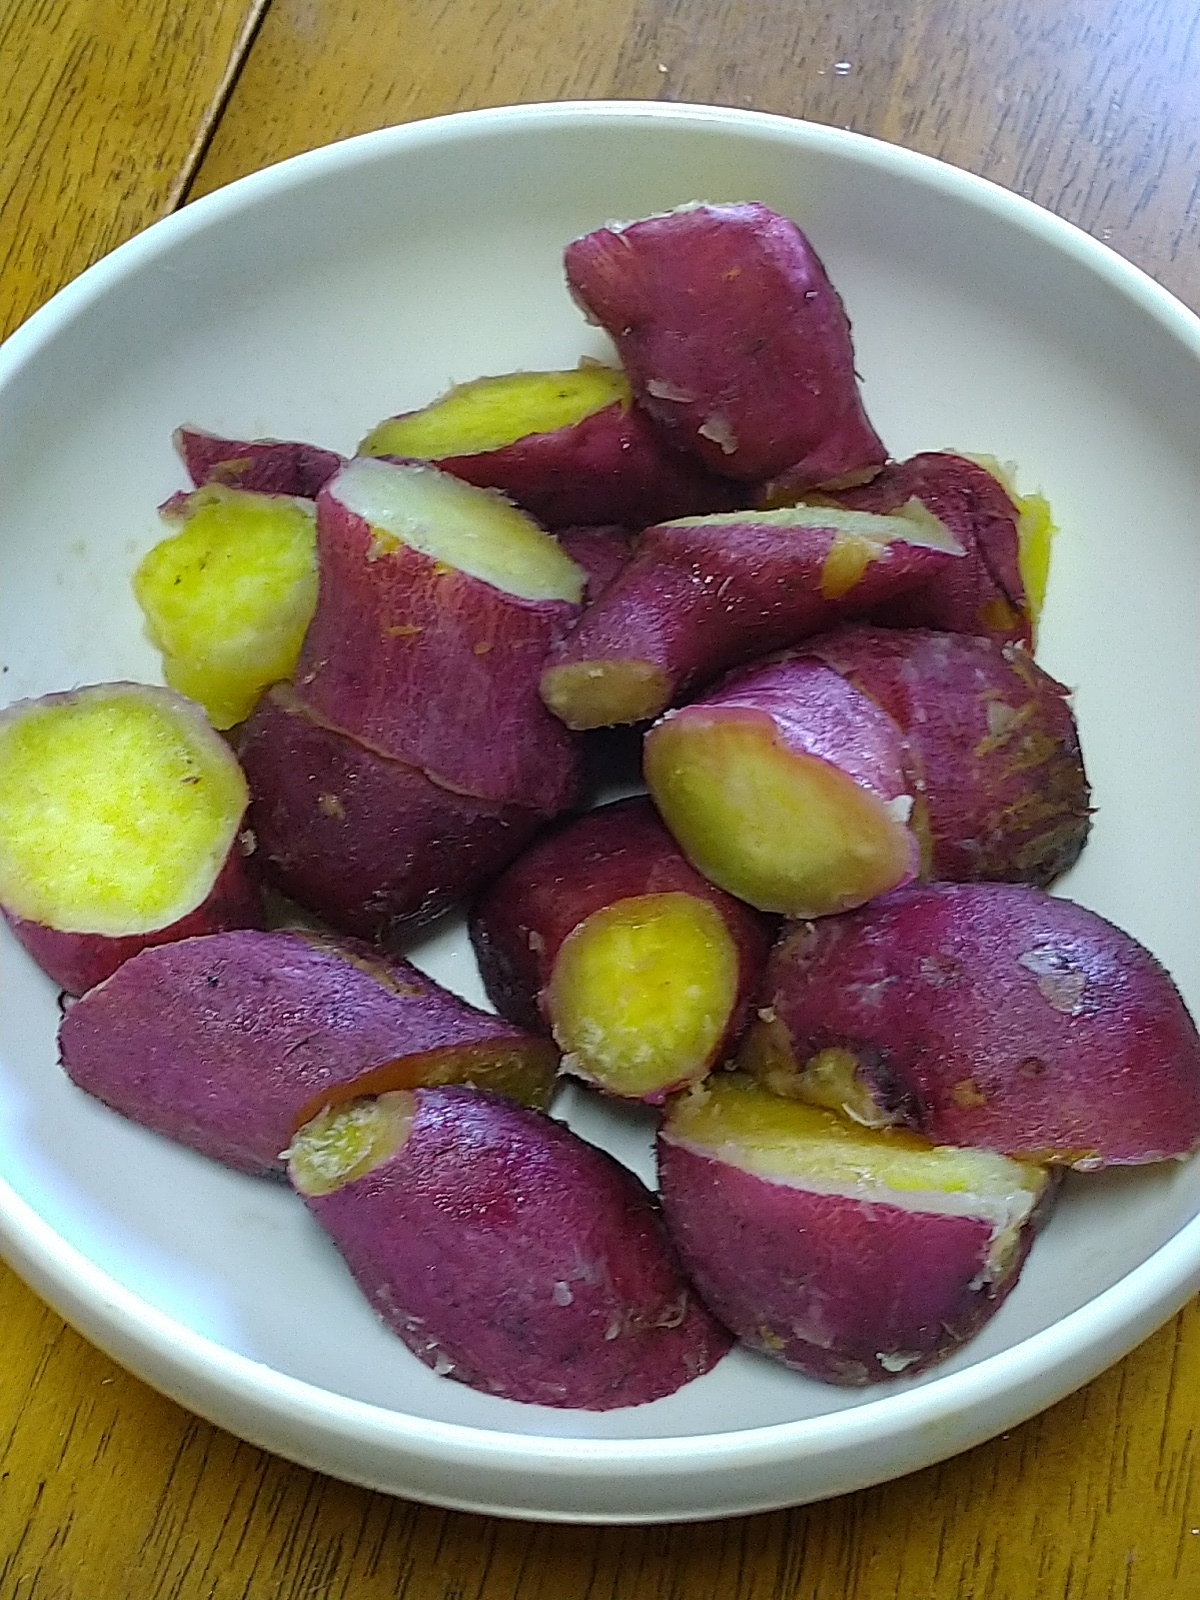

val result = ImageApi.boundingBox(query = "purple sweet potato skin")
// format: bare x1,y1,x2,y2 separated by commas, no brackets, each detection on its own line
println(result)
174,425,345,499
468,795,774,1042
237,685,547,942
819,453,1031,644
292,472,583,813
657,1136,1049,1385
541,512,960,727
58,930,554,1175
564,203,887,487
299,1085,732,1408
5,844,263,998
555,526,637,603
425,400,744,530
751,882,1200,1165
800,626,1091,886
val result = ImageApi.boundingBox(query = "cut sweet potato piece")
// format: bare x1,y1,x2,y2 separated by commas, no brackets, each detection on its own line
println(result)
359,365,741,530
564,202,887,487
540,500,961,729
287,1085,733,1407
0,683,260,994
134,484,319,729
658,1074,1057,1385
643,657,919,917
740,882,1200,1167
237,684,548,941
59,929,559,1175
174,425,345,499
293,457,585,813
469,796,774,1101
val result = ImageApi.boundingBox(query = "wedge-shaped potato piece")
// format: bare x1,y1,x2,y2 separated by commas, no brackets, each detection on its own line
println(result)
0,683,260,994
740,882,1200,1167
134,484,319,729
237,685,547,941
658,1075,1057,1386
59,930,559,1175
294,457,585,813
359,365,741,530
644,655,919,916
801,626,1091,886
287,1085,733,1408
540,500,961,729
469,797,773,1102
564,202,887,487
174,425,344,499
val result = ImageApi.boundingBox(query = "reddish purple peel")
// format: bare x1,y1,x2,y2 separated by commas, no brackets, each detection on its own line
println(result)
296,1086,732,1408
564,202,887,486
811,452,1032,644
800,626,1091,886
294,466,583,813
747,882,1200,1166
554,525,637,603
174,425,345,500
658,1137,1049,1385
59,931,557,1175
541,506,961,729
237,685,548,942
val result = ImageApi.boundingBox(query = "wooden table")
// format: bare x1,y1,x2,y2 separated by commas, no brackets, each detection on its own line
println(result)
3,1,1200,1593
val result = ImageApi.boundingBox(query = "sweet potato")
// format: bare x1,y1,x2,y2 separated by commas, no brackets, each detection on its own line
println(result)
469,796,774,1101
359,365,742,530
800,626,1091,886
287,1085,733,1407
174,425,345,499
134,483,319,729
564,202,887,488
554,525,637,603
237,684,548,941
740,882,1200,1167
658,1074,1057,1385
293,457,585,813
0,683,261,994
540,500,962,729
643,655,920,917
797,451,1049,646
59,930,559,1175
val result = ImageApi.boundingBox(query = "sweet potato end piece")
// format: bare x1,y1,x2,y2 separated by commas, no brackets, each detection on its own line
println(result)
644,709,916,916
545,891,740,1101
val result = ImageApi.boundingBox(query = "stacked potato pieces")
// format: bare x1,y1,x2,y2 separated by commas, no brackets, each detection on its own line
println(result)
3,202,1198,1404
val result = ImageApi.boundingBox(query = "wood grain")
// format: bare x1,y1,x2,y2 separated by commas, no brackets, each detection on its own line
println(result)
4,0,1200,1595
0,0,266,341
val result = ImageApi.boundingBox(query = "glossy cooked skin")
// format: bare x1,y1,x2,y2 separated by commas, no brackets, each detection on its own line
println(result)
237,684,548,942
174,425,345,499
800,625,1091,885
296,1085,733,1408
59,931,559,1175
744,881,1200,1166
657,1133,1054,1386
468,794,774,1053
293,473,583,814
540,508,963,729
564,202,887,487
815,451,1033,644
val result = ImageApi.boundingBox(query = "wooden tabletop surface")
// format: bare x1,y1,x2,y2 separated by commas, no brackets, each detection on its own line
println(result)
3,0,1200,1593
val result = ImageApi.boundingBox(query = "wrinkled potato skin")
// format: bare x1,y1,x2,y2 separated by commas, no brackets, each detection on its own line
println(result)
174,425,344,499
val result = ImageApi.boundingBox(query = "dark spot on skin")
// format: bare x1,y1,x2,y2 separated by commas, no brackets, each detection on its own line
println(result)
1018,1056,1047,1079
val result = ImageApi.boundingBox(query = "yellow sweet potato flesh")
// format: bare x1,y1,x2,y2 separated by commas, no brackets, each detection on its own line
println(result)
286,1092,416,1197
133,485,318,729
0,685,248,933
545,891,739,1099
358,364,632,460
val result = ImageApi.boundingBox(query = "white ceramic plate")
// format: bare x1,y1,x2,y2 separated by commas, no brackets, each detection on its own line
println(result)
2,101,1199,1525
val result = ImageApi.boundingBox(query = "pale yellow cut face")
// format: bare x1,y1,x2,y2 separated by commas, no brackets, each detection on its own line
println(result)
336,456,585,604
286,1092,416,1197
539,658,671,730
133,485,318,729
0,684,248,933
358,363,631,460
644,710,914,917
545,892,739,1100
